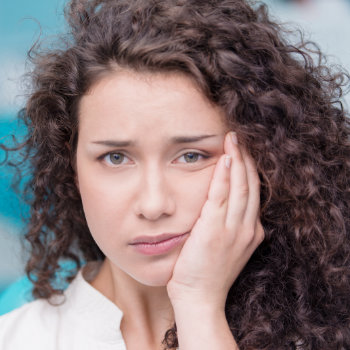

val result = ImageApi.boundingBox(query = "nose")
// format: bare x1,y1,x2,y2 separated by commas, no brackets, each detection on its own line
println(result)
134,163,175,221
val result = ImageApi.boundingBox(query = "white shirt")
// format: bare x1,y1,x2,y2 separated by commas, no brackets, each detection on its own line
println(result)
0,263,127,349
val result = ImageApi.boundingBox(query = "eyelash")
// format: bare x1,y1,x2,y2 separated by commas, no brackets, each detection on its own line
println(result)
98,151,211,167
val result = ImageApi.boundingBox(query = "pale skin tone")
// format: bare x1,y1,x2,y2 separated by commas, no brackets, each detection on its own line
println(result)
76,70,264,350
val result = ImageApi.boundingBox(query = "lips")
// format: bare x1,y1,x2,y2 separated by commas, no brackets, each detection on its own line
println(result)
129,232,189,245
129,232,190,256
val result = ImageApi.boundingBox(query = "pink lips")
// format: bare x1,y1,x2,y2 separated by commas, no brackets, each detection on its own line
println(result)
129,232,189,255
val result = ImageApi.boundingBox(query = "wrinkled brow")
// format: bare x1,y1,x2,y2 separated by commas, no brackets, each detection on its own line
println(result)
91,134,219,147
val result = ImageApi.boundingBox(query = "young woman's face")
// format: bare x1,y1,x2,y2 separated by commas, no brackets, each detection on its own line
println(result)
76,71,229,286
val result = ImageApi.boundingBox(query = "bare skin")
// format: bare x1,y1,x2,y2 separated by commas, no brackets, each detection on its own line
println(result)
91,261,174,350
77,71,263,349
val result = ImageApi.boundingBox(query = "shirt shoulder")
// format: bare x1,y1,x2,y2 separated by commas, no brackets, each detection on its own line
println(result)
0,264,126,350
0,298,60,349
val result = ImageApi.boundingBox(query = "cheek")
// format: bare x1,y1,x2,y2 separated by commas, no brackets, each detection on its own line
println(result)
76,159,216,237
177,166,215,221
76,168,131,238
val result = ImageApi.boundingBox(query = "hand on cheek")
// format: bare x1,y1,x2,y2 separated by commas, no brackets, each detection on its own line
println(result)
167,132,264,310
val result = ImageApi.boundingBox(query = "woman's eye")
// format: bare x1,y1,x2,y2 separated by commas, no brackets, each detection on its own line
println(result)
103,152,128,166
178,152,207,164
100,151,209,166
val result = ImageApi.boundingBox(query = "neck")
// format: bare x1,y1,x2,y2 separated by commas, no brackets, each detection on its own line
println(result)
90,259,175,348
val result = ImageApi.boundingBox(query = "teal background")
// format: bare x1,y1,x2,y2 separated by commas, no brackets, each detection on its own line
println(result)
0,0,350,315
0,0,68,313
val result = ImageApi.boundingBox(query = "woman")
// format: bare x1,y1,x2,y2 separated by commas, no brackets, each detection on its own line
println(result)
1,0,350,349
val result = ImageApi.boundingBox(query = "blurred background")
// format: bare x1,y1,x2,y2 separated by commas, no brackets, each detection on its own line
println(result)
0,0,67,310
1,0,350,312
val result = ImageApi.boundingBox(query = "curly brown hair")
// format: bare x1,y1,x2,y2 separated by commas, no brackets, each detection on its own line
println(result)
2,0,350,349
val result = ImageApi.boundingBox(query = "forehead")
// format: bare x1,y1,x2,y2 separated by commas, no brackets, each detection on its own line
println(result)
78,71,228,138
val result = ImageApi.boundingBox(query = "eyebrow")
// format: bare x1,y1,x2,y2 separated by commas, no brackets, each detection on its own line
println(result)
91,134,218,147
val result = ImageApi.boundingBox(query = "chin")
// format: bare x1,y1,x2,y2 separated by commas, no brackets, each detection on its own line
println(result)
130,259,177,287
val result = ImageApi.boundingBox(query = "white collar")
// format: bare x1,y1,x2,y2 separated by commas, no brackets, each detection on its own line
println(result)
62,262,125,343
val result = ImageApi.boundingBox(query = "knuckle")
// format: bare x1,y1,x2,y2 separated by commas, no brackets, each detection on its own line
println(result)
208,192,228,208
237,186,249,198
200,200,225,221
241,223,265,247
241,227,256,246
257,223,265,244
238,185,249,197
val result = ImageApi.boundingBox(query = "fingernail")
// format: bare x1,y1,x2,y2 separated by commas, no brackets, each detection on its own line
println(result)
224,155,232,169
231,132,238,145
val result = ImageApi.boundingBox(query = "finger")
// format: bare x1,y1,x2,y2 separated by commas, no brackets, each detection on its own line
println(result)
244,220,265,252
254,220,265,246
240,146,261,225
224,132,249,229
199,153,231,227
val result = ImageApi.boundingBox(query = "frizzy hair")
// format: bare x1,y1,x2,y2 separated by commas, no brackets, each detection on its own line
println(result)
2,0,350,349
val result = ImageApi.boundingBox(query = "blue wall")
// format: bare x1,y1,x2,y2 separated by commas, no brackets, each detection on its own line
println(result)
0,0,67,299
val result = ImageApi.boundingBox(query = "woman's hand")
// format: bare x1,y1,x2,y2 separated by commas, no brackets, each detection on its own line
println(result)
167,131,264,310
